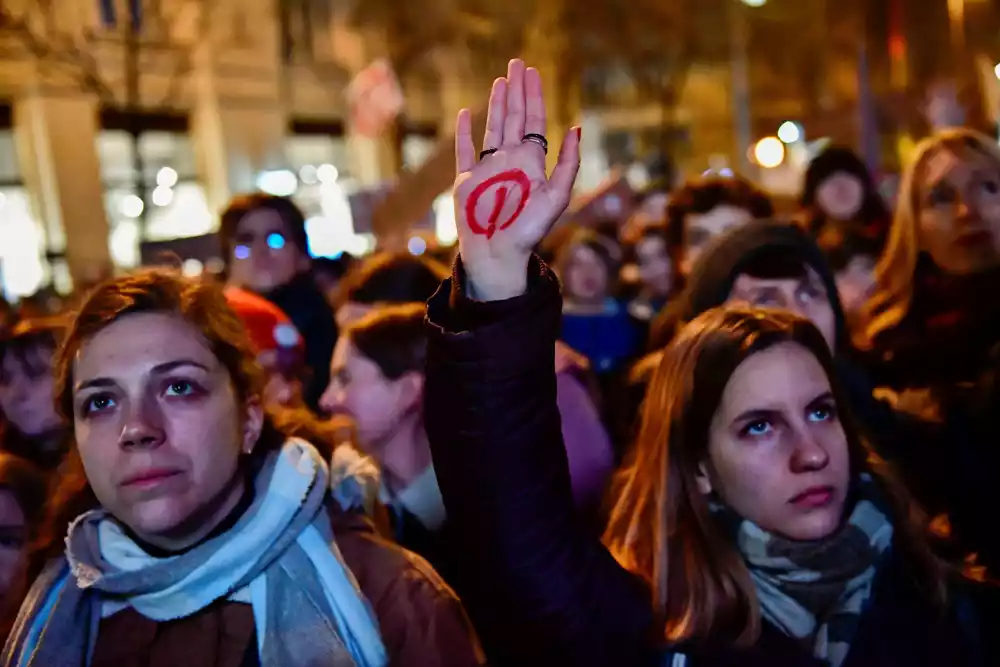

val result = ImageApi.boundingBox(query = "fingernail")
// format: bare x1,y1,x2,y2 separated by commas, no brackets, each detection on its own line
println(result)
575,127,582,140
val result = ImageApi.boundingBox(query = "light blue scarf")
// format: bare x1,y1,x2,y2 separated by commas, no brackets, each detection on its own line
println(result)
2,439,387,667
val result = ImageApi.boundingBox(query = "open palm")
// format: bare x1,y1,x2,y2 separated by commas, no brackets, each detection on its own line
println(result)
454,59,580,299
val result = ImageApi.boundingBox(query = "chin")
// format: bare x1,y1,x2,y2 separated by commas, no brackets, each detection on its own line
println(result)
122,498,197,544
782,507,843,542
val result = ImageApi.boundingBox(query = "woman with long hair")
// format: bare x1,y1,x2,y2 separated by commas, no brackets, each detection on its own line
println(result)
859,128,1000,571
423,58,992,667
1,269,483,667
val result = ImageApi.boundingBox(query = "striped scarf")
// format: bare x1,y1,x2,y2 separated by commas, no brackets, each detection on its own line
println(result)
724,474,894,667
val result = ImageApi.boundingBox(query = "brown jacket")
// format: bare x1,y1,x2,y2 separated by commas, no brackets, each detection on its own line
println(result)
89,506,485,667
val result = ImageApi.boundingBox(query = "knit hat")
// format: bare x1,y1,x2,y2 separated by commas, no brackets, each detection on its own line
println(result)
224,287,304,373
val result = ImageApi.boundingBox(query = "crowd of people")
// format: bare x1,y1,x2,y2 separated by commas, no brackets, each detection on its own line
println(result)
0,58,996,666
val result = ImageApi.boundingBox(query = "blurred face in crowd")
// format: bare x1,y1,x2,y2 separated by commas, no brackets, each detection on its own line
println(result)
684,206,754,274
835,255,878,316
697,342,851,541
728,266,837,350
564,244,610,304
0,344,61,437
71,313,262,552
634,235,672,297
229,209,310,292
817,172,865,221
256,350,303,408
321,338,422,456
0,490,28,600
916,145,1000,275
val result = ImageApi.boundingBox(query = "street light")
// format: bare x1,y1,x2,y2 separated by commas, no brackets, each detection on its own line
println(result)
754,137,785,168
778,121,802,144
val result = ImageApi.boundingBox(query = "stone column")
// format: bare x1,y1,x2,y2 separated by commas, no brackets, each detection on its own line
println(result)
14,91,111,285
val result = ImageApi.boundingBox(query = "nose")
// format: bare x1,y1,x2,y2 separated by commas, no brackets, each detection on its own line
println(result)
788,427,829,473
117,396,166,450
954,194,972,221
318,382,346,415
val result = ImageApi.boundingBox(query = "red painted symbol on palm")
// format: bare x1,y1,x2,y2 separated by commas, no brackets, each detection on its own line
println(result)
464,170,532,240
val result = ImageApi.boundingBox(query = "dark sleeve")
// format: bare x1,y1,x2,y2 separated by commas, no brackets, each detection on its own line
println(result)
424,255,657,667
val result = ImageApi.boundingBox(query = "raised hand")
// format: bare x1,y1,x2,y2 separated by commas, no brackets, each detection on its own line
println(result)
454,59,581,301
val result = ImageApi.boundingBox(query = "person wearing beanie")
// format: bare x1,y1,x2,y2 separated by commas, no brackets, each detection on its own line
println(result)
800,145,891,245
224,286,306,407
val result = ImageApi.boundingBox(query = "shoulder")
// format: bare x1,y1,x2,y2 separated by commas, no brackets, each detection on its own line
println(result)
331,509,485,667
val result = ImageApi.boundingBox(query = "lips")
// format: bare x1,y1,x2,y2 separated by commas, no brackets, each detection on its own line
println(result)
120,469,182,488
955,230,993,247
789,485,835,508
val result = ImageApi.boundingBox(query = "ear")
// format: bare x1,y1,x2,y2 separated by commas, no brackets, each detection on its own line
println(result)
694,461,714,496
395,372,425,413
241,395,265,455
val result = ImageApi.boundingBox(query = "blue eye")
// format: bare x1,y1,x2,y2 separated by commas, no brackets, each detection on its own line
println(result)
808,405,835,422
267,233,286,250
742,420,773,437
165,380,196,397
234,245,250,260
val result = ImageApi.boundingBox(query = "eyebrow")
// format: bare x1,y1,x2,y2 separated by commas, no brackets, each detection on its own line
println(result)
75,359,211,392
732,391,835,423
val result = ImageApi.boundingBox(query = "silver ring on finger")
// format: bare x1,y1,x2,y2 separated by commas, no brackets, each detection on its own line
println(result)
479,148,498,160
521,133,548,155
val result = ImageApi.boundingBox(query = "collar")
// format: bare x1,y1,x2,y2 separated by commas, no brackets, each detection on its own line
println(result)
379,465,447,531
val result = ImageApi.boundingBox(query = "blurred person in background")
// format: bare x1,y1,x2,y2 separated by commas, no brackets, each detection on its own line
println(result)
0,454,46,620
336,251,613,517
666,175,774,292
0,319,68,470
224,287,306,408
3,269,484,667
626,223,672,325
321,305,449,578
815,220,885,323
335,252,450,328
860,128,1000,573
553,228,639,376
220,193,337,412
799,146,892,242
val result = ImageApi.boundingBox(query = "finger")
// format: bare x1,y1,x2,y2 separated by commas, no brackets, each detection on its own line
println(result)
483,78,507,151
547,127,582,211
502,59,526,147
524,67,546,137
455,109,474,174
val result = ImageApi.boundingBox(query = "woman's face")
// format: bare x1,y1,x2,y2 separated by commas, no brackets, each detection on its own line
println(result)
0,490,27,600
635,236,672,297
229,209,309,292
71,312,261,552
916,145,1000,275
0,346,61,437
321,338,421,455
565,244,610,303
699,342,851,541
816,172,865,221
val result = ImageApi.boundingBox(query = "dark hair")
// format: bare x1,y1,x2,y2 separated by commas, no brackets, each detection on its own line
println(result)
336,252,449,310
736,245,810,281
800,146,890,239
29,269,332,580
605,306,947,645
219,194,309,257
0,318,66,385
346,303,427,379
667,177,774,292
0,453,47,529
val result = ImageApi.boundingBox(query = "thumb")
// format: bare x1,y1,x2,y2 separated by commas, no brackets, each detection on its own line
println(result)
548,126,582,211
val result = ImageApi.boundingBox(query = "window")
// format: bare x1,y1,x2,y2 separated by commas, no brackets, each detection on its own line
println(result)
97,125,212,269
0,129,50,300
285,132,372,258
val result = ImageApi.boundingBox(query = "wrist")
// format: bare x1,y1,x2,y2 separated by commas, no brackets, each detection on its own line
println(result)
462,253,530,301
